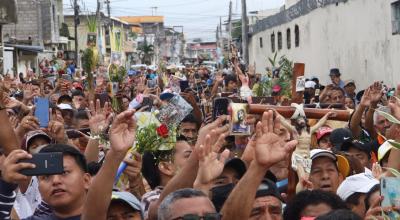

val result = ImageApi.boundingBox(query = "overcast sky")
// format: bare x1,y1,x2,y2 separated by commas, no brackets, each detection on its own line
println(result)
64,0,284,41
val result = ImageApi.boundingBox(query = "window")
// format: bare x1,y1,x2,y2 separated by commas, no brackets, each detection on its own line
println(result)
392,1,400,34
271,32,276,52
277,31,282,50
287,28,291,49
295,25,300,47
259,37,263,48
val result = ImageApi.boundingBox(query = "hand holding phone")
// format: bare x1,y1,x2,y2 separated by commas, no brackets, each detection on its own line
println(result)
19,152,64,176
34,97,50,128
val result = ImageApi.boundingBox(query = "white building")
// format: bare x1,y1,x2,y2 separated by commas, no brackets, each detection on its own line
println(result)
249,0,400,89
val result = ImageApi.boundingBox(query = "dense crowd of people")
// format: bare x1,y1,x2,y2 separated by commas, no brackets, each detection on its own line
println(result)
0,59,399,220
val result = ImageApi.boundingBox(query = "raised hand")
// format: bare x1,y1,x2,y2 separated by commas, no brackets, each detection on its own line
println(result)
194,133,230,189
1,149,35,184
46,120,66,143
109,109,136,157
88,100,112,135
360,82,383,107
16,115,40,135
195,115,230,151
253,110,298,169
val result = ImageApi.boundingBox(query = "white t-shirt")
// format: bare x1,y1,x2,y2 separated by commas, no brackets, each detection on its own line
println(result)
14,177,42,219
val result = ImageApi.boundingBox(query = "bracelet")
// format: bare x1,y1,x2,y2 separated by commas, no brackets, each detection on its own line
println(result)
89,134,101,141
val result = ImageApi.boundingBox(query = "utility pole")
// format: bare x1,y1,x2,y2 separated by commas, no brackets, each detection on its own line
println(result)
106,0,111,20
241,0,249,64
228,1,233,45
74,0,79,65
96,0,103,64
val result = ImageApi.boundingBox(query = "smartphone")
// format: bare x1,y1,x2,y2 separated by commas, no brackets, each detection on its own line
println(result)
34,97,50,128
79,128,91,136
147,79,157,89
141,97,153,111
180,81,189,92
19,152,64,176
212,97,230,120
66,129,83,139
61,74,72,81
381,177,400,219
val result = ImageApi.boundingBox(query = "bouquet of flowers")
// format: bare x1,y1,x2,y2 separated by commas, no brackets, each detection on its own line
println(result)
135,123,177,154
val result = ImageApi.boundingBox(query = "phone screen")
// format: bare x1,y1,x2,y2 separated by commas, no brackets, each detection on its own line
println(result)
180,81,189,91
381,177,400,219
212,98,230,121
66,129,83,139
34,97,50,128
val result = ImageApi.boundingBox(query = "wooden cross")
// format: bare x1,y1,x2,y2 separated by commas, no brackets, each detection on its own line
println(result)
248,104,350,121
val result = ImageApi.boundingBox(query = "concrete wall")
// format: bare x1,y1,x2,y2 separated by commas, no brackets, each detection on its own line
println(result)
2,0,40,44
249,0,400,89
2,0,62,47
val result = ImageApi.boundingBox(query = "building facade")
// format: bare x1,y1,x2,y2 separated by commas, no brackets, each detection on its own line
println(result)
249,0,400,89
1,0,65,76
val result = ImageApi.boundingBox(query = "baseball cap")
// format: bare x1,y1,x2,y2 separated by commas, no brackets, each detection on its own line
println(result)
336,172,379,201
25,130,52,152
329,128,353,151
71,90,85,98
111,191,144,219
378,140,394,162
310,149,350,178
305,81,316,89
256,178,284,202
57,103,74,110
341,140,372,156
224,158,247,179
159,92,174,101
344,80,355,87
57,94,73,104
329,68,341,76
316,127,333,141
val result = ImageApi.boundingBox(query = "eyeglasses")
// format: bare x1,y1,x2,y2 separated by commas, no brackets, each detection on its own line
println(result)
172,213,221,220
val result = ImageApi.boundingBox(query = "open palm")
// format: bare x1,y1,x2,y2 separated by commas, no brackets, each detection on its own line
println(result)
196,135,230,185
109,110,136,154
88,100,111,134
253,111,297,169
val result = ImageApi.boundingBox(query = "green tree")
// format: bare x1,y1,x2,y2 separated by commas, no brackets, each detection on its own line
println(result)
59,23,70,37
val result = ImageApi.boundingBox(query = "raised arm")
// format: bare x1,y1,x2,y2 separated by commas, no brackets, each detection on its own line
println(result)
221,111,297,220
82,109,137,220
84,100,111,163
147,116,230,220
0,90,21,155
364,82,384,138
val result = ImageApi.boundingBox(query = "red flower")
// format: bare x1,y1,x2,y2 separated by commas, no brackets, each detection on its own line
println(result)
156,124,169,138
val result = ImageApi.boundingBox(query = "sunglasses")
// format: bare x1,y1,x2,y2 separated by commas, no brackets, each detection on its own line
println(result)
172,213,221,220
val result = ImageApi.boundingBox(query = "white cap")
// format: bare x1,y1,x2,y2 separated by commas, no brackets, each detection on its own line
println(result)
305,80,316,89
336,172,379,201
57,103,73,110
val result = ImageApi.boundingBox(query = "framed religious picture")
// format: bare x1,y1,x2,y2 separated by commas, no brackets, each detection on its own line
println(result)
230,103,251,136
87,33,97,47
